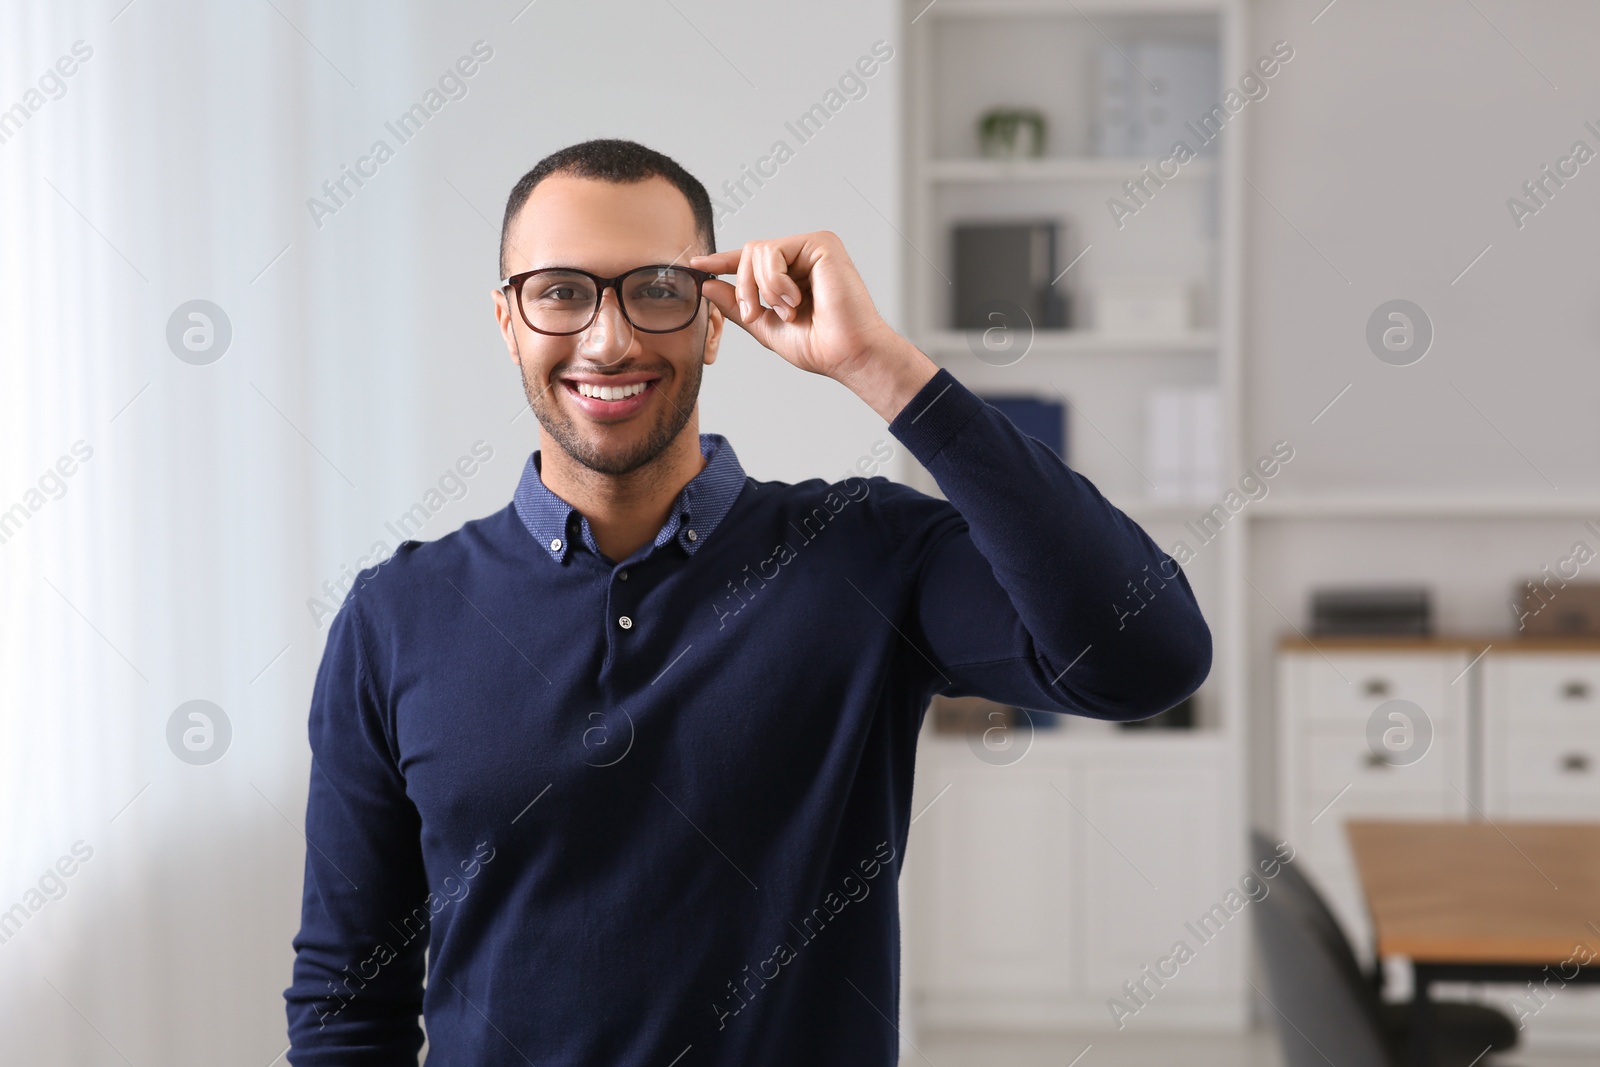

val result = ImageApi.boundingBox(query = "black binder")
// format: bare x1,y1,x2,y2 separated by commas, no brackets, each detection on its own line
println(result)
952,220,1070,330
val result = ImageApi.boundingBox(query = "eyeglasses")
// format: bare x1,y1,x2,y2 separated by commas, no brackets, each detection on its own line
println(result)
500,264,718,336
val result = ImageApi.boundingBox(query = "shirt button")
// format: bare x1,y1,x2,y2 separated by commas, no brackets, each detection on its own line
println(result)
618,615,633,630
685,529,698,542
550,538,562,552
618,570,629,581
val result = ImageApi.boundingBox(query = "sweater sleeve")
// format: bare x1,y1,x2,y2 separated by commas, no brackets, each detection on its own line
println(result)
878,367,1212,720
284,592,429,1064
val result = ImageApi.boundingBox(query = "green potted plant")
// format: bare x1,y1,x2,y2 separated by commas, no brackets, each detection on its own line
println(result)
978,107,1046,158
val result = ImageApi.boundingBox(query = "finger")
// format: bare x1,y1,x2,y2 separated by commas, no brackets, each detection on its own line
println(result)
748,245,774,318
754,243,804,322
703,278,784,349
693,234,823,273
687,249,742,275
751,244,784,321
735,242,761,324
764,242,805,310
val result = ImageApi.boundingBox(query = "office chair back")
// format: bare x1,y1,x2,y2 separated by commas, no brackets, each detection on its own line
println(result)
1263,832,1376,992
1250,830,1394,1067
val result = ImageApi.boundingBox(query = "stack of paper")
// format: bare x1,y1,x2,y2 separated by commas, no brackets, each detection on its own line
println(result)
1093,39,1221,158
1146,386,1220,501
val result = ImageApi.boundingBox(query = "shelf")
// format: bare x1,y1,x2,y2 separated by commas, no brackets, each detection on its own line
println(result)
1094,496,1600,521
922,728,1226,759
1276,633,1600,652
1111,499,1211,522
921,328,1217,355
925,156,1215,184
920,0,1227,17
1067,495,1600,524
1250,496,1600,520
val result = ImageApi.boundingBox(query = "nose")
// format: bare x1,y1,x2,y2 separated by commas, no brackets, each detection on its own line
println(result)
577,288,637,364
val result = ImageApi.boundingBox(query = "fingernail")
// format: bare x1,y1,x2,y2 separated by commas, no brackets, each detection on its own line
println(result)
739,300,751,320
780,293,799,308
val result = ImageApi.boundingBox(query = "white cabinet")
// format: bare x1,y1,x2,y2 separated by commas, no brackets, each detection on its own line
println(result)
922,768,1074,997
1482,642,1600,1046
1078,763,1233,1004
1485,647,1600,817
1280,638,1600,1048
899,0,1251,1041
1277,641,1473,964
907,734,1242,1031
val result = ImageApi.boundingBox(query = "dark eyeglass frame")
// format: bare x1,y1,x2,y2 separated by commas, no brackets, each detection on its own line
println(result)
500,264,720,336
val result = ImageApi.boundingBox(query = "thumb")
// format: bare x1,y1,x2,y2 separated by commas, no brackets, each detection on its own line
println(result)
702,278,740,321
703,277,785,351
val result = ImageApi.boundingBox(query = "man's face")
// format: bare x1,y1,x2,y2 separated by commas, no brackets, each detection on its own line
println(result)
494,173,723,477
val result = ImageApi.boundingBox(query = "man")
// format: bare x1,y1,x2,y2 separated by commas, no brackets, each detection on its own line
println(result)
284,138,1211,1065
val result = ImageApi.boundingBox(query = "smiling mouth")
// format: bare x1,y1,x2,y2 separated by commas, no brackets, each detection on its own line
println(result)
556,374,662,420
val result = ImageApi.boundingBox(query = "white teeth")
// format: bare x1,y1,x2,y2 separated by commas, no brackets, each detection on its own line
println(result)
574,381,649,401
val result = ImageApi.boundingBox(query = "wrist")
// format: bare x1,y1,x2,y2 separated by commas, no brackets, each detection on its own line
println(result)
834,330,940,423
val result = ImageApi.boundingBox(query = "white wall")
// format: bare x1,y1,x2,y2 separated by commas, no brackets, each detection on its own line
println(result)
0,1,901,1062
1242,0,1600,820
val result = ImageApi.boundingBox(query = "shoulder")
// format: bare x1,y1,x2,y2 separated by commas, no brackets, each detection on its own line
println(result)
328,504,523,630
736,470,956,543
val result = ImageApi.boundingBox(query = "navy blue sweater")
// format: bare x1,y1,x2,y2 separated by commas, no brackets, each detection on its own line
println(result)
284,368,1211,1066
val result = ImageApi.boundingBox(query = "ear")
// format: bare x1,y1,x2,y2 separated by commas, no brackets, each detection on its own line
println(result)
492,287,521,366
701,299,724,367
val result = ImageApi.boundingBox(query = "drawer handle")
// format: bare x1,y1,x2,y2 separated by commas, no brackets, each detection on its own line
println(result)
1562,680,1591,700
1561,752,1591,774
1363,678,1391,698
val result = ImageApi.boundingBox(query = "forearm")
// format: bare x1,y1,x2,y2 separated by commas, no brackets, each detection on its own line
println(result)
286,938,425,1064
285,771,429,1063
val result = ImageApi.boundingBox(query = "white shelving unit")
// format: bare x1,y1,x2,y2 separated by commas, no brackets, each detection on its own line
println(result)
925,155,1216,183
894,0,1600,1057
919,328,1220,355
897,0,1251,1038
1252,495,1600,519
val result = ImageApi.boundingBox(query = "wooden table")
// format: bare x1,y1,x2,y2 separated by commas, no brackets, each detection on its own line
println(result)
1347,820,1600,1065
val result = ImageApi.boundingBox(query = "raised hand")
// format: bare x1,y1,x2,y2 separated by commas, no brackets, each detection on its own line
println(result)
688,231,937,422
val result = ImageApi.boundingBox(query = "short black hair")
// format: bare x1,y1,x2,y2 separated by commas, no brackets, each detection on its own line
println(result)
498,138,716,278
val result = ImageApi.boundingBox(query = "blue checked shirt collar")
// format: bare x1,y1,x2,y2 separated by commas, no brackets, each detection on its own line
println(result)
512,433,746,564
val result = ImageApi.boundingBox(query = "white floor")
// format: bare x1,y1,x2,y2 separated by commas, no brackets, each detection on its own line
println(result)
913,1027,1598,1067
916,1027,1283,1067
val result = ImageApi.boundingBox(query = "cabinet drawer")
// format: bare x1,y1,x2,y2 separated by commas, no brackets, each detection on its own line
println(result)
1506,725,1600,797
1498,655,1600,723
1300,653,1460,725
1485,791,1600,820
1305,723,1448,794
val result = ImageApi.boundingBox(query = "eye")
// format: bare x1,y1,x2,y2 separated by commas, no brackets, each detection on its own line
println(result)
626,271,693,303
530,282,591,303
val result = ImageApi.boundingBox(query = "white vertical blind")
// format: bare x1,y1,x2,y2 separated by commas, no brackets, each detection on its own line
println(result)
0,3,429,1061
0,1,902,1062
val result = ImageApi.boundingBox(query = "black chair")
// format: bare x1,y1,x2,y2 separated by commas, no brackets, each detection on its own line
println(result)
1249,829,1518,1067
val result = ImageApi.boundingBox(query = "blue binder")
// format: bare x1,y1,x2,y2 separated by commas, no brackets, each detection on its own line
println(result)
978,394,1067,462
